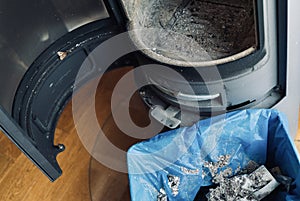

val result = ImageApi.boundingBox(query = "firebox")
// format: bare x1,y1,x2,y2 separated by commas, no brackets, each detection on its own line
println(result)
125,0,278,128
0,0,299,181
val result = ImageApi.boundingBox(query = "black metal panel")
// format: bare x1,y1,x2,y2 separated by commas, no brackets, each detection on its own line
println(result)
277,0,288,94
2,0,129,181
0,0,108,112
12,19,126,181
0,106,61,181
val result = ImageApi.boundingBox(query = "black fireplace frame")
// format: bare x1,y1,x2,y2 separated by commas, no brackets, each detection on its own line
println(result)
134,0,286,125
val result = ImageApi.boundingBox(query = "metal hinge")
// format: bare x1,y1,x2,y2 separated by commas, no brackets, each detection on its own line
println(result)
150,105,181,129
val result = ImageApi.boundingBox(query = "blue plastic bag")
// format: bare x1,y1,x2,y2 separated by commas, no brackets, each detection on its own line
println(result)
127,109,300,201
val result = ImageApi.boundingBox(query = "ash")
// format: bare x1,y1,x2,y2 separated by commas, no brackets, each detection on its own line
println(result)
168,175,180,196
129,0,256,61
203,154,232,179
156,175,180,200
206,165,279,201
157,188,167,201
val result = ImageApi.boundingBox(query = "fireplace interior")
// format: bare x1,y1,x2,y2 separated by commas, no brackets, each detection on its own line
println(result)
123,0,257,66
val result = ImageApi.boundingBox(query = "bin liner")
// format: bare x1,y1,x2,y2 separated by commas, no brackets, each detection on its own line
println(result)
127,109,300,201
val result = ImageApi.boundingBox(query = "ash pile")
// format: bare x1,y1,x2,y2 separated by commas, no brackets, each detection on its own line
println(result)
206,164,278,200
126,0,256,64
156,155,292,201
199,156,292,201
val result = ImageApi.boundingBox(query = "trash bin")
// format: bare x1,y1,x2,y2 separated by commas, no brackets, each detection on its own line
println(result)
127,109,300,201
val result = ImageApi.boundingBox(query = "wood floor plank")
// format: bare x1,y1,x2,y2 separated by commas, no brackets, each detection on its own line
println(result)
0,133,22,185
60,164,90,201
21,127,90,201
0,154,13,180
0,132,21,160
0,152,41,201
0,104,91,201
90,159,130,201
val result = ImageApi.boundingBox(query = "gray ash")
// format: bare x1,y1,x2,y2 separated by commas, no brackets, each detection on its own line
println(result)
203,154,232,180
167,174,180,196
157,188,167,201
126,0,256,63
206,165,279,201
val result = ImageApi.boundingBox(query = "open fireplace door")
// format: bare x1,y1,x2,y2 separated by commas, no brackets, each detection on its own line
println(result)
0,0,128,181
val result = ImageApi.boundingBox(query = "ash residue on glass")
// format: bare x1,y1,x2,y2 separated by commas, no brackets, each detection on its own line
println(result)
128,0,256,62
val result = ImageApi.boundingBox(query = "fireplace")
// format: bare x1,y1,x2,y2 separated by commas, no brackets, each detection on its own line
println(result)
0,0,299,181
122,0,284,128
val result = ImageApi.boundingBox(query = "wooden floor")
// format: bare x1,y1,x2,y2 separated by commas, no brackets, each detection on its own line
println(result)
0,68,299,201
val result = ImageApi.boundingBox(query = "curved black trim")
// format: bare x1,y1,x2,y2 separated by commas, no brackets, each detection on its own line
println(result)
12,19,127,177
103,0,128,26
